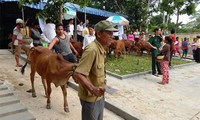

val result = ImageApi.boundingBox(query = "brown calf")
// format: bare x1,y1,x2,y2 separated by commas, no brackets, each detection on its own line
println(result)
21,46,76,112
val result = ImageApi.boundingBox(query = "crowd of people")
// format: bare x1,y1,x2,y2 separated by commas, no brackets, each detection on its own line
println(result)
12,18,116,120
147,28,200,85
11,17,200,120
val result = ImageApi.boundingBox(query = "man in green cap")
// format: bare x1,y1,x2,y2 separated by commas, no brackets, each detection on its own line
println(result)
72,20,117,120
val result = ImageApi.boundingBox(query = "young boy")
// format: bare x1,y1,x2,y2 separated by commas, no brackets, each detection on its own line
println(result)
182,38,189,58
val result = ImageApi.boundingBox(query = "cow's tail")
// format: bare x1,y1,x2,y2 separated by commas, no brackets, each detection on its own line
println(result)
21,62,28,75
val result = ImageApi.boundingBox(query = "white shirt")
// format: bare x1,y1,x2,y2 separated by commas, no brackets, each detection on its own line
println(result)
41,23,56,43
77,24,83,36
118,25,124,40
13,27,23,46
134,31,140,38
69,24,74,36
82,34,96,49
113,31,119,36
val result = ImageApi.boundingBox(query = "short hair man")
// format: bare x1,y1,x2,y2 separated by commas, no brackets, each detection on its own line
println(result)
72,20,117,120
82,24,95,49
148,28,163,76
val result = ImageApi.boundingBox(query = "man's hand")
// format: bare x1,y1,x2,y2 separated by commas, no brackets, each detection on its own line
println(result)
92,87,105,97
72,73,79,84
74,50,80,58
152,46,157,49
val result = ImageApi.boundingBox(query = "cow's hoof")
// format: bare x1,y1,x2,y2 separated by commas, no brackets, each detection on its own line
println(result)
32,94,37,97
46,104,51,109
64,108,69,112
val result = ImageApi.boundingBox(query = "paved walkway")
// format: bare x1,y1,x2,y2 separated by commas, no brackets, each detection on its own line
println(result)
0,79,35,120
1,49,200,120
0,50,35,120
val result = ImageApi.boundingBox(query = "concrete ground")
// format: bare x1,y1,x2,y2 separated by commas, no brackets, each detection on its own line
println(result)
0,50,123,120
0,49,200,120
105,61,200,120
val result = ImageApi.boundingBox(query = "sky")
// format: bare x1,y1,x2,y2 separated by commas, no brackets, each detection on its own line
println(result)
171,4,200,24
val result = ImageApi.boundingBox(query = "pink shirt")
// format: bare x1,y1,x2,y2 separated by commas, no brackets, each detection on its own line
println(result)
128,34,134,41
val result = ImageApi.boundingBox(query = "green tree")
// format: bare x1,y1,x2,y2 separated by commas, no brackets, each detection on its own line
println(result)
159,0,199,31
19,0,90,23
90,0,156,31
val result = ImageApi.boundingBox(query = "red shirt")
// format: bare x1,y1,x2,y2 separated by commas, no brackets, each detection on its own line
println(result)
169,34,176,51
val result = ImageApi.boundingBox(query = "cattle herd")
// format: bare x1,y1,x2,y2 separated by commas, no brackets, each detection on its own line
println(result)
19,39,153,112
71,39,153,58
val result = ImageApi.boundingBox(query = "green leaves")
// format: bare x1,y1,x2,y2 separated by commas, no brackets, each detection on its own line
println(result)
19,0,91,23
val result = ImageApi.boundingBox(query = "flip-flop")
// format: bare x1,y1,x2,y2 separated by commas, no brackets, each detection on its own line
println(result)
157,81,165,85
16,64,23,67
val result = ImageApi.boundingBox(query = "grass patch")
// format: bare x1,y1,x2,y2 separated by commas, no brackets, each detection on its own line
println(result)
105,55,191,75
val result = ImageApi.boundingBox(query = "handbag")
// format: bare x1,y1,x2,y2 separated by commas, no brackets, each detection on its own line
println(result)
156,55,164,62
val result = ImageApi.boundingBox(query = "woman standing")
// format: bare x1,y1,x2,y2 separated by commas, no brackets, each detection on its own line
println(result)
157,36,172,85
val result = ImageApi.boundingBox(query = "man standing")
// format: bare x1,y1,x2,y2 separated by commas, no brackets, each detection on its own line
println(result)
12,18,24,67
48,23,78,63
72,20,117,120
82,24,95,49
83,19,89,28
69,19,74,39
148,28,162,76
77,21,84,42
41,19,56,44
30,21,42,46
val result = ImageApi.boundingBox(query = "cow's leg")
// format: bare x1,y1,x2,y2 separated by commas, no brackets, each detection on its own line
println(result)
60,84,69,112
30,69,37,97
46,81,52,109
41,77,48,97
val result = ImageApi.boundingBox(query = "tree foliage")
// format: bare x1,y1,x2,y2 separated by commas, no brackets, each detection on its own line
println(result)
19,0,90,23
159,0,199,30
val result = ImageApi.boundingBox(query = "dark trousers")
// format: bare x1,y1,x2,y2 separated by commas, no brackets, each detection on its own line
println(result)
77,35,83,43
195,48,200,63
80,98,105,120
63,53,77,63
169,51,173,66
193,50,196,60
152,50,161,75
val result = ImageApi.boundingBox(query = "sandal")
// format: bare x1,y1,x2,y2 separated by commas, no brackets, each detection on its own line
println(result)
153,74,159,77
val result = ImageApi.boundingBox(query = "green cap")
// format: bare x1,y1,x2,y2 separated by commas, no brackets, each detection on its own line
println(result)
94,20,118,32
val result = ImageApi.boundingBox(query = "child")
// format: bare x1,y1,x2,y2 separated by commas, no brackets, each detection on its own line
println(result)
157,36,172,85
182,37,188,58
174,37,181,57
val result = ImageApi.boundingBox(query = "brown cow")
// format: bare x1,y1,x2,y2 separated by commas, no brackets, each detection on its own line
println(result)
70,39,83,58
136,40,153,55
106,39,117,56
21,46,76,112
114,40,125,58
123,40,138,54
